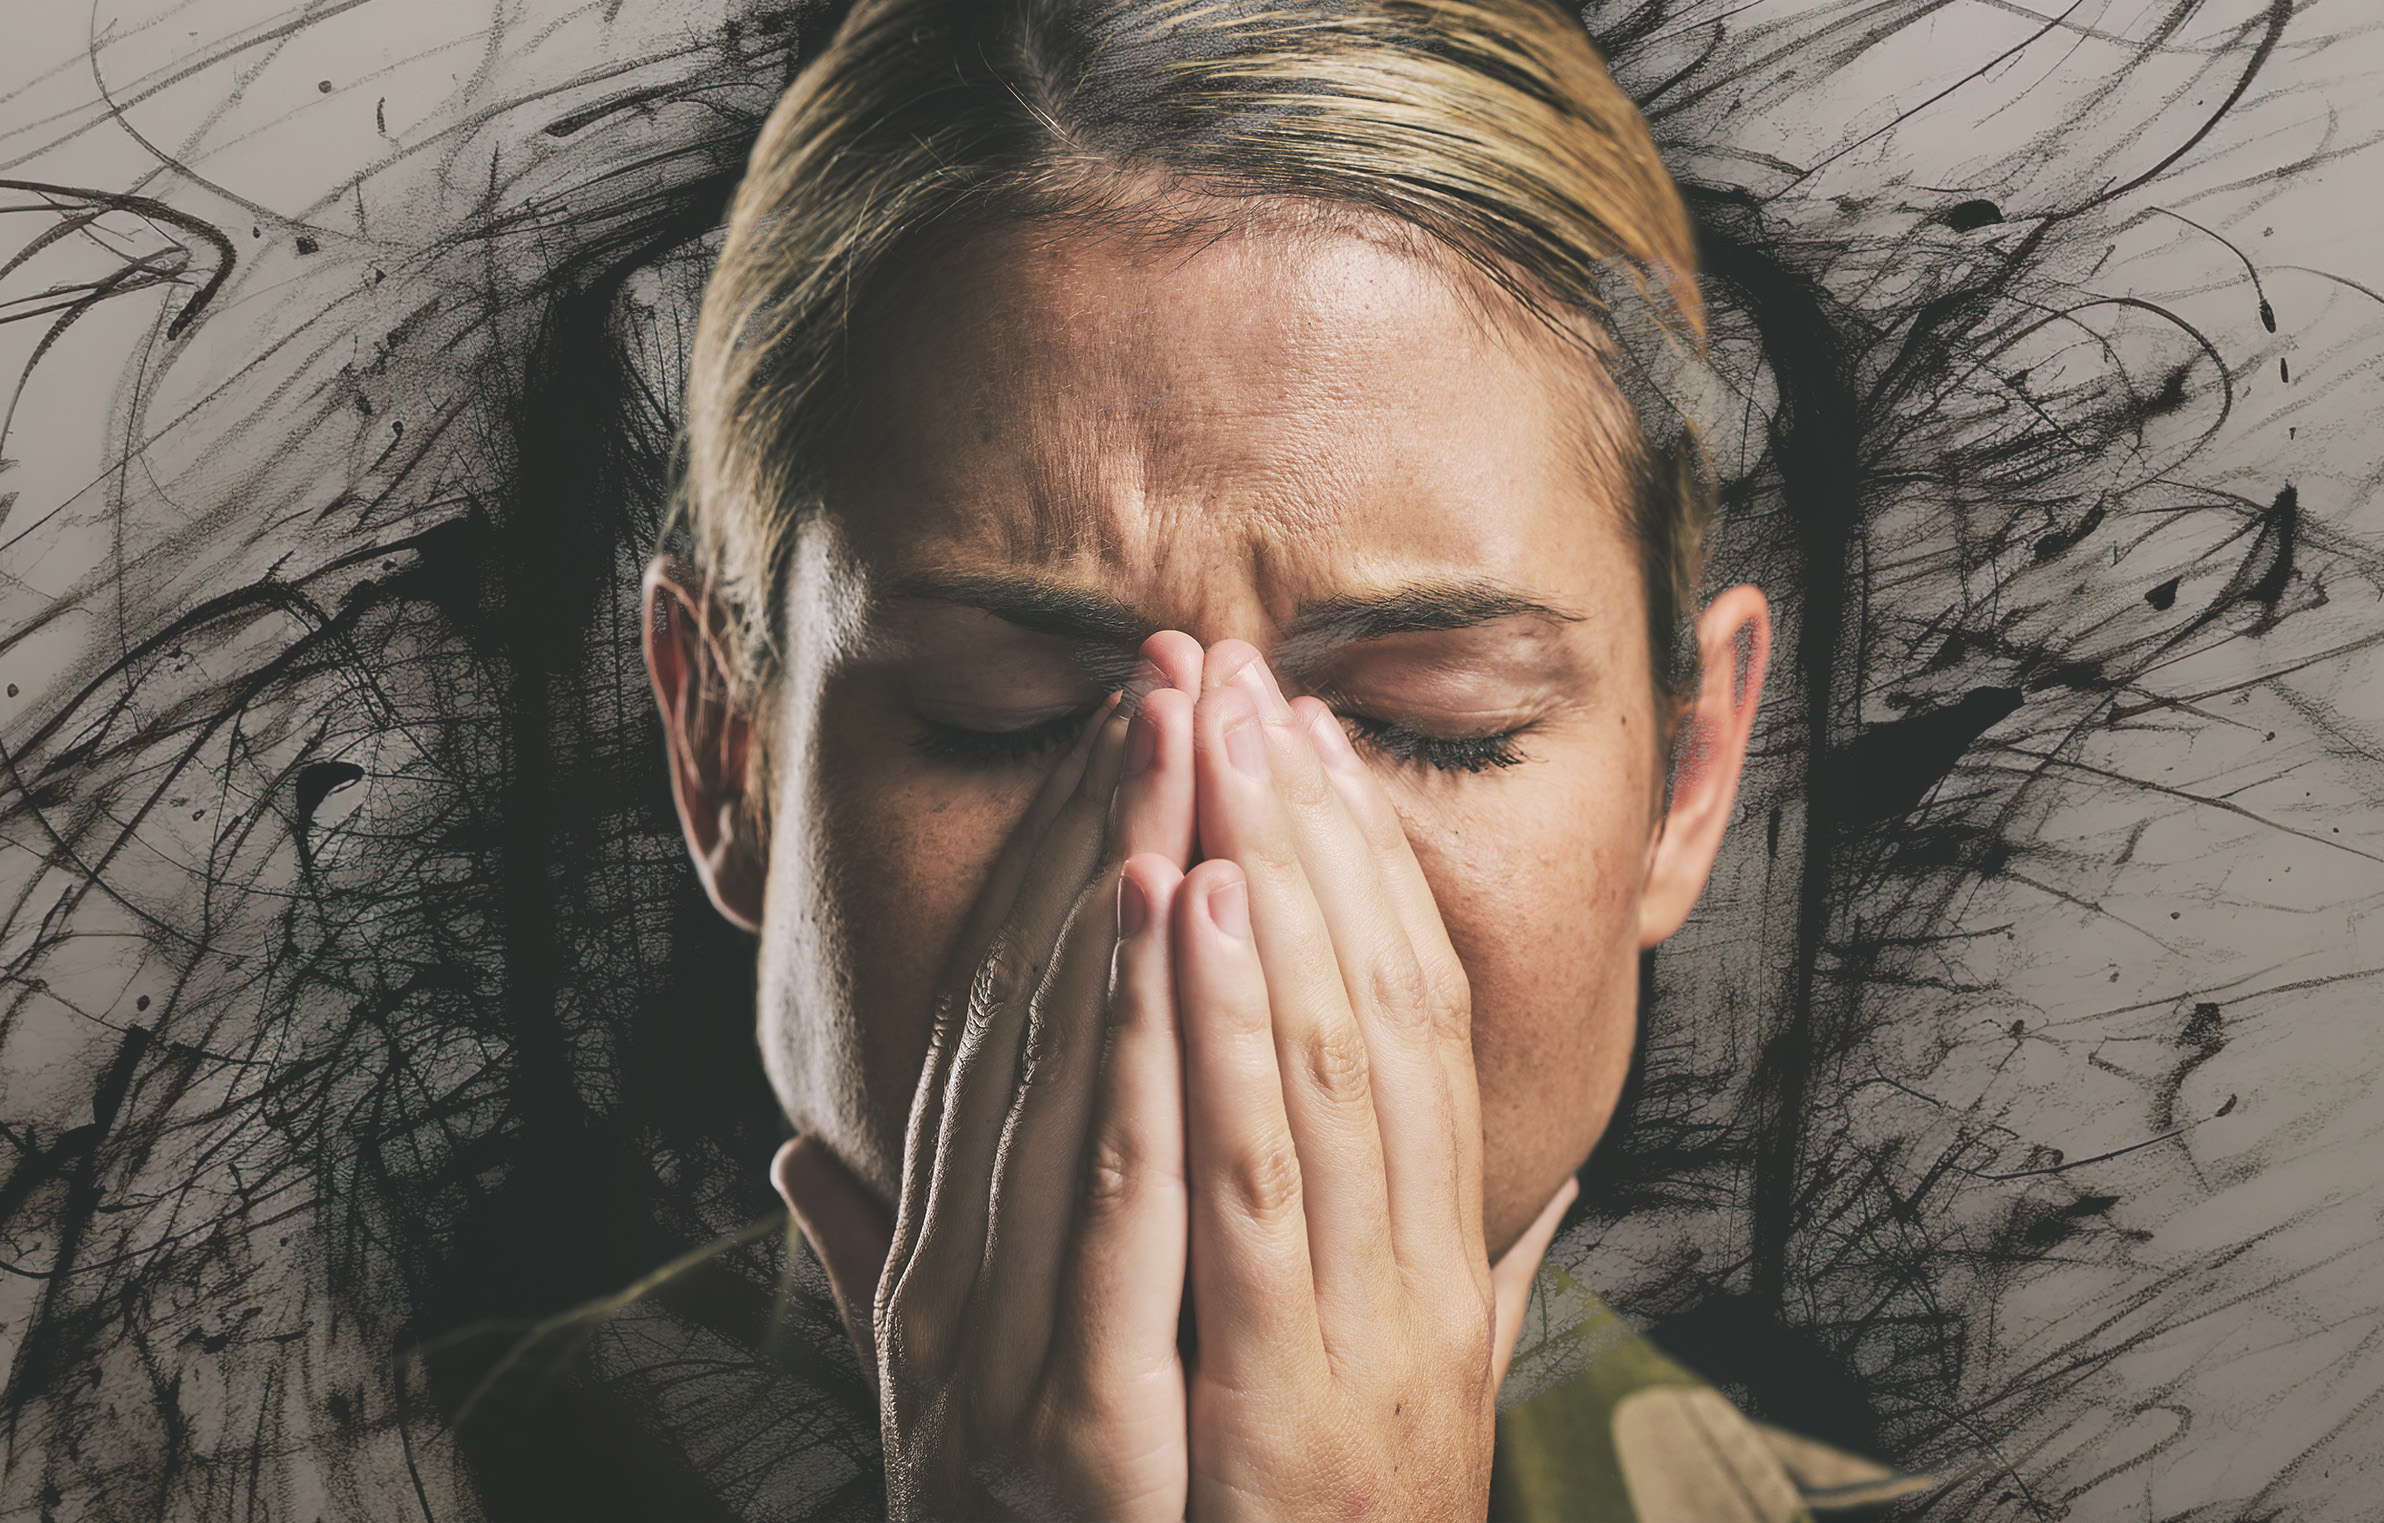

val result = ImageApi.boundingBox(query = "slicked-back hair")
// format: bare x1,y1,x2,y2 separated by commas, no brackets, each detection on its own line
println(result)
676,0,1712,709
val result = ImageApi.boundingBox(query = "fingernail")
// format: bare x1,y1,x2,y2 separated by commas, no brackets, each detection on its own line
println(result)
1117,872,1149,938
1207,877,1249,938
1225,717,1268,778
1124,707,1159,776
1308,706,1360,770
1231,658,1284,720
1126,658,1166,706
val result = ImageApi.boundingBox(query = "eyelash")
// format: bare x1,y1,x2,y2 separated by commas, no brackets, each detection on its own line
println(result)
1342,714,1529,773
908,707,1529,774
908,710,1094,768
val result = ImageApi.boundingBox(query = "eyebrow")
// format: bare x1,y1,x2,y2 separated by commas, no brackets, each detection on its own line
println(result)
880,572,1153,642
1287,585,1582,641
880,571,1580,646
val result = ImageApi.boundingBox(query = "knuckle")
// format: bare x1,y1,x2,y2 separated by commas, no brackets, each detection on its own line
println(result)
1454,1289,1498,1359
1211,980,1273,1038
1244,835,1306,885
1357,797,1410,854
1416,1287,1494,1368
1299,1018,1373,1110
1016,995,1071,1090
1078,1127,1144,1220
971,935,1045,1020
1277,750,1338,810
1361,946,1429,1027
924,991,965,1046
1225,1135,1305,1224
1421,955,1472,1038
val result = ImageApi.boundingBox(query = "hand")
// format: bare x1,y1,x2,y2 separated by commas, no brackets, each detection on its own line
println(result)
780,632,1581,1521
789,632,1206,1521
1169,643,1505,1521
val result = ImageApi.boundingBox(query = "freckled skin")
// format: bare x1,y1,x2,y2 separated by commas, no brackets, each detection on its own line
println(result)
762,220,1666,1260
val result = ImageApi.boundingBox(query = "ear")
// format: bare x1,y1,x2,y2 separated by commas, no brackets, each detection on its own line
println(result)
642,557,766,932
1639,584,1772,948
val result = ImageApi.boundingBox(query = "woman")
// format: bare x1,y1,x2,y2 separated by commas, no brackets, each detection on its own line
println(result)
458,0,1924,1515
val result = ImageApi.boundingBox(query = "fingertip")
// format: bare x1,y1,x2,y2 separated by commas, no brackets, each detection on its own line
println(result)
1139,681,1194,739
1140,629,1206,693
1116,867,1153,938
1215,641,1292,721
1203,637,1264,692
1209,875,1249,938
1122,701,1160,778
1075,691,1138,800
1178,858,1249,940
1119,850,1185,910
1070,688,1127,759
1283,695,1358,776
1196,678,1261,740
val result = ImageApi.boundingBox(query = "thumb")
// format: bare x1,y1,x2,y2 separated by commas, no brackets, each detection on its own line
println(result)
772,1135,896,1365
1488,1175,1578,1394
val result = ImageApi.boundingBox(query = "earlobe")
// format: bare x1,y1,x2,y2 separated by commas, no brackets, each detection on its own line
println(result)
1639,585,1772,949
643,558,767,933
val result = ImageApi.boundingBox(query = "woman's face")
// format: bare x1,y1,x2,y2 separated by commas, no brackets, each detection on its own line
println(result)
749,218,1736,1259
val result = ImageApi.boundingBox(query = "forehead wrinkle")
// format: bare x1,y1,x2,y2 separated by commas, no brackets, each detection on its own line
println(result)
834,212,1646,685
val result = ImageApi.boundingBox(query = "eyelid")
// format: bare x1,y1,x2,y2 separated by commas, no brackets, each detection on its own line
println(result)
909,699,1095,730
904,699,1105,769
1313,676,1544,731
1337,710,1533,773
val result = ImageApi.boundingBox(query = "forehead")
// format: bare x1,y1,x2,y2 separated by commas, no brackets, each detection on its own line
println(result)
827,217,1639,631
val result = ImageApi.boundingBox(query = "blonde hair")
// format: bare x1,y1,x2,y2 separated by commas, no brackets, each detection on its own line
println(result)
677,0,1710,699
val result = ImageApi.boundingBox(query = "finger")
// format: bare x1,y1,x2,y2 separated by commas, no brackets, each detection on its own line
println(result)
1222,647,1466,1280
1191,680,1396,1323
1296,689,1488,1271
975,854,1123,1403
885,695,1126,1311
1488,1175,1576,1393
898,692,1125,1201
1113,685,1197,867
888,698,1137,1364
1175,858,1324,1386
973,684,1195,1377
1136,628,1206,697
891,695,1120,1277
963,690,1127,958
1050,856,1190,1398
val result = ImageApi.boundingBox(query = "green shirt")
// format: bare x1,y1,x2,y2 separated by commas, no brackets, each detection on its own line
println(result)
436,1214,1929,1521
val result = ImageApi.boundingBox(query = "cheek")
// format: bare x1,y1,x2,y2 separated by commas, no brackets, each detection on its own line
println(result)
1391,734,1655,1248
767,678,1035,1182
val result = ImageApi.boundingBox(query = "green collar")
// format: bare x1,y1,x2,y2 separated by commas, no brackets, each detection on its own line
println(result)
1492,1262,1932,1521
435,1213,1929,1521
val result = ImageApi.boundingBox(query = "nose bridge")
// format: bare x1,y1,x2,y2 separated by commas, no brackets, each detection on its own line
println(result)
1122,498,1316,671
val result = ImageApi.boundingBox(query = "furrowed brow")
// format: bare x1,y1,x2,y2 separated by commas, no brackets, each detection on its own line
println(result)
880,572,1577,663
880,572,1153,644
1287,582,1581,642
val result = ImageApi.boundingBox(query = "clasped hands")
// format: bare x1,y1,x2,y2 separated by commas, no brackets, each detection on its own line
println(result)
784,632,1578,1522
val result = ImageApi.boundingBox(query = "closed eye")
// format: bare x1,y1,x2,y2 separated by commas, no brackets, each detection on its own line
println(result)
1341,713,1529,773
907,705,1100,768
908,705,1528,774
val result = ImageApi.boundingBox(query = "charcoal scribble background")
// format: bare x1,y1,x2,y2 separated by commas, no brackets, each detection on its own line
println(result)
2,1,2378,1518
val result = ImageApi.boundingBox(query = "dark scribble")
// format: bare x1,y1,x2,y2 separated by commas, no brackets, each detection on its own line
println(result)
1,1,2379,1519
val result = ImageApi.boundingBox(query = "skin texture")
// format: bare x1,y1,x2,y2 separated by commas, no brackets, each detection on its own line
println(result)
644,216,1772,1515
